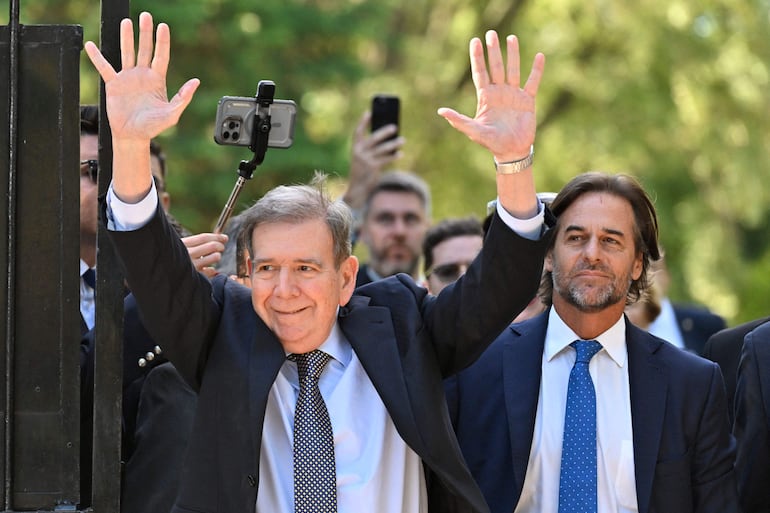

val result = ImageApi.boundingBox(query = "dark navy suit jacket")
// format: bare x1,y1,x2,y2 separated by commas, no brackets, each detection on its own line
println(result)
703,316,770,426
445,311,740,513
107,205,550,513
733,321,770,513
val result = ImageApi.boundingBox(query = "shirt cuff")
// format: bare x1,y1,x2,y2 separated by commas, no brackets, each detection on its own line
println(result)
106,181,159,232
495,197,545,241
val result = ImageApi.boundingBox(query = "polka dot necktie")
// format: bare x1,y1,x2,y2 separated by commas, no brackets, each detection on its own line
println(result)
289,350,337,513
558,340,603,513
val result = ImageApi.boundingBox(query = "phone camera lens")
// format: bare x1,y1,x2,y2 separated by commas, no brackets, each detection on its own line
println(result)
228,121,238,129
232,132,240,140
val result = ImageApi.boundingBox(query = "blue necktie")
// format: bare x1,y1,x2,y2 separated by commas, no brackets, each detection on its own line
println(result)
559,339,603,513
289,350,337,513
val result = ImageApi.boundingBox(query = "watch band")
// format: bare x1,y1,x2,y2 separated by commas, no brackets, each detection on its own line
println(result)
494,145,534,174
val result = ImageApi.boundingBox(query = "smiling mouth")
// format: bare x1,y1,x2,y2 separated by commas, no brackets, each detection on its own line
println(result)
274,306,308,315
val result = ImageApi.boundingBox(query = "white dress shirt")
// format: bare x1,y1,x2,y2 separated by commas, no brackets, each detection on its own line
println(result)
105,182,545,512
514,308,639,513
80,258,95,330
257,321,427,513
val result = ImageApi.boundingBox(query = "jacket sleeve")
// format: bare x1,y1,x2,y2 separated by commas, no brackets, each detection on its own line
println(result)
105,202,222,391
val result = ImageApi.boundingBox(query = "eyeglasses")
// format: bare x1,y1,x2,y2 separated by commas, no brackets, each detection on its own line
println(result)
426,262,472,283
80,159,98,183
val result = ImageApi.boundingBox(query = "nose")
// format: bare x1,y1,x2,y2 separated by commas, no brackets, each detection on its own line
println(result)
273,268,299,298
390,216,408,235
582,237,602,262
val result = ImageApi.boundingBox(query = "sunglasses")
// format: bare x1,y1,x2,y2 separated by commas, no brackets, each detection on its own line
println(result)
427,262,472,283
80,159,98,183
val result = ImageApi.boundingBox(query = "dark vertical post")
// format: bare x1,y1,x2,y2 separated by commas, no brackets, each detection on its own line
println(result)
90,0,129,511
1,0,20,507
0,1,83,511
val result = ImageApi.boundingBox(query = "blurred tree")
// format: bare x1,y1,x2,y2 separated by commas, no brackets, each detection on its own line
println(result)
10,0,770,324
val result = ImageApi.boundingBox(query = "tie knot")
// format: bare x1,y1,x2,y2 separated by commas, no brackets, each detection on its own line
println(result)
290,350,331,381
571,339,602,364
82,268,96,289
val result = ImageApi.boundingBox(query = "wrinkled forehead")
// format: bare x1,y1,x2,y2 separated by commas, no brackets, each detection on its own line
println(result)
557,192,636,236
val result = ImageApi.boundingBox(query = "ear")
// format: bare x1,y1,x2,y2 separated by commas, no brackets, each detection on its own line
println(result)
246,258,253,276
339,255,359,305
631,252,644,281
160,191,171,212
544,250,554,273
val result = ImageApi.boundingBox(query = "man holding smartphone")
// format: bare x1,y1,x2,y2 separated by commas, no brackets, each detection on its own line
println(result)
343,101,433,287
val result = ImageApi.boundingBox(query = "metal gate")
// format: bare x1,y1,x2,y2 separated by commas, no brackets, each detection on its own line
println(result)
1,0,126,511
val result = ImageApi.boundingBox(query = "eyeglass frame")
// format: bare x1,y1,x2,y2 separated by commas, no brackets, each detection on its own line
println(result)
80,159,99,183
425,261,473,284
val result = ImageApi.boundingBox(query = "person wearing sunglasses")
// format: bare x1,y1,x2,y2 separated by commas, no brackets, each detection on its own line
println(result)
422,217,484,295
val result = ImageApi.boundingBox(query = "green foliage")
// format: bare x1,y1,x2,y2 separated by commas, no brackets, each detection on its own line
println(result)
13,0,770,324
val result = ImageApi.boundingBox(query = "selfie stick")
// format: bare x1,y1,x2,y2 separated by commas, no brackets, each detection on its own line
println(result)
214,80,276,234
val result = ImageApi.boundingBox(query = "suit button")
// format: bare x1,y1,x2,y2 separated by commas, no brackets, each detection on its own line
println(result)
247,474,257,487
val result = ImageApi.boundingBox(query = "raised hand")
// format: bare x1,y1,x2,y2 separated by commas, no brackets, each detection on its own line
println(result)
84,12,199,142
438,31,544,164
343,111,404,211
84,11,199,203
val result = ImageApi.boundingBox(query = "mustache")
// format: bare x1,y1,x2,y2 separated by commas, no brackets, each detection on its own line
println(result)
572,262,612,274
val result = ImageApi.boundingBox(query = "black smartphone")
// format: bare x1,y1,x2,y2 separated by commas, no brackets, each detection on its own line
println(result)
371,94,400,139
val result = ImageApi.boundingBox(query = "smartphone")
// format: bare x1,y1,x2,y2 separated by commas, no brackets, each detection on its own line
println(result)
370,94,400,139
214,96,297,148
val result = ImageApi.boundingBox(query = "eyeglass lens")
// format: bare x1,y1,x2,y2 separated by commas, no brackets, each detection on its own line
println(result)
80,160,98,183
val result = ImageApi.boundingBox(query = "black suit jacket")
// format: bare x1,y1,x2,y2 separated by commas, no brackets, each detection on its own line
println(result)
107,205,550,513
703,317,770,426
733,321,770,513
122,362,197,513
355,263,375,288
81,292,191,511
446,311,740,513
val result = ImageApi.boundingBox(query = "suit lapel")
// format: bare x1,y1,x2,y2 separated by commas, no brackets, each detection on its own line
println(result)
627,322,667,513
338,296,423,452
247,322,287,442
503,313,547,493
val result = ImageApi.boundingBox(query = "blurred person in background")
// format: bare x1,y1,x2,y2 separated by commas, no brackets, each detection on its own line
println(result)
422,216,484,295
646,253,726,355
353,170,431,287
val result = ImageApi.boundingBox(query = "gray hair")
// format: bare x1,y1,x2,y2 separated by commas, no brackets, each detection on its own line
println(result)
239,172,353,268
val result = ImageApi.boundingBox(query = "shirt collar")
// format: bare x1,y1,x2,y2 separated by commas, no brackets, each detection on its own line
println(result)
284,307,352,368
544,306,628,367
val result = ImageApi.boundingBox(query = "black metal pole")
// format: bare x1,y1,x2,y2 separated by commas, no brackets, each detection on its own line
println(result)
90,1,129,511
4,0,20,509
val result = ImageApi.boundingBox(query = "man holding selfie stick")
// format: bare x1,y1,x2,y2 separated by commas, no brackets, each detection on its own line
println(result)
85,11,549,513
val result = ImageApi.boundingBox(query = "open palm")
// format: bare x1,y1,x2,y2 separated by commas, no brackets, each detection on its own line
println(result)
84,12,199,142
